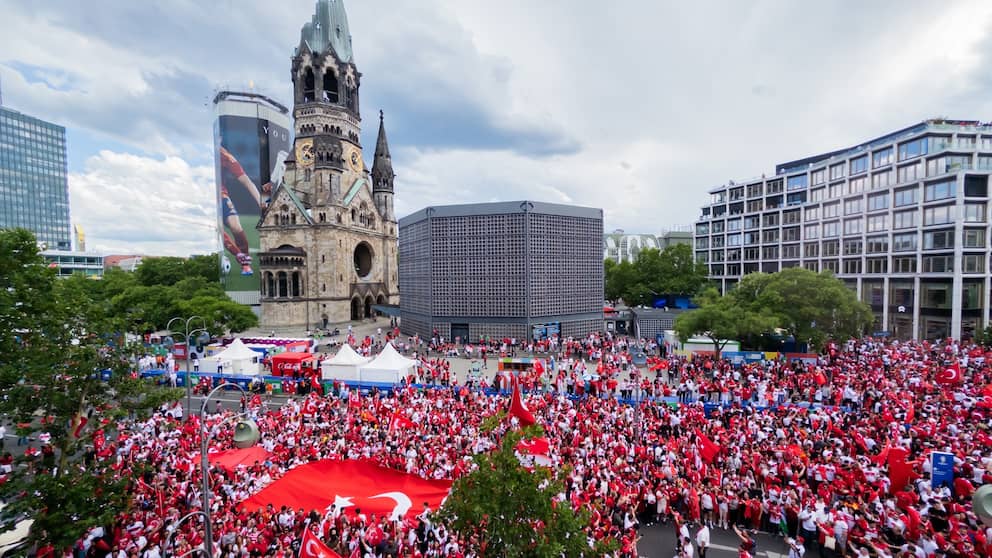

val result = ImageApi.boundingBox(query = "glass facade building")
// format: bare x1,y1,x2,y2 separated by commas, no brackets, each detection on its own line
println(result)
694,119,992,341
0,106,71,250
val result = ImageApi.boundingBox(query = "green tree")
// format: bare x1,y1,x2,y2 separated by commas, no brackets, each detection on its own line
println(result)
655,243,709,295
732,267,873,350
135,256,189,286
0,229,182,548
674,287,778,358
441,425,617,557
605,245,709,306
604,259,637,302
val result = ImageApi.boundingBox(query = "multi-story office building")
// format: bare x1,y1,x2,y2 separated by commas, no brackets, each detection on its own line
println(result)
0,106,71,250
42,250,104,278
603,227,693,263
695,119,992,341
399,201,604,342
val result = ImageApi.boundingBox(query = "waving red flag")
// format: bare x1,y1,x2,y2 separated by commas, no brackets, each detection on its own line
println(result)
240,459,452,521
300,528,342,558
389,411,416,432
936,362,963,385
508,375,536,426
694,428,721,463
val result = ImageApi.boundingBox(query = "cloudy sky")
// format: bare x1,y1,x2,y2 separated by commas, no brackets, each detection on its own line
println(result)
2,0,992,255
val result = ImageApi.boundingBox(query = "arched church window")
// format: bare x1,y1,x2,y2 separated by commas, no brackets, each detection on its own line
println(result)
322,70,339,103
303,68,315,102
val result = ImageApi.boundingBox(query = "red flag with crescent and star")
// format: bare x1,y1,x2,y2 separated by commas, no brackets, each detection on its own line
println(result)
240,459,452,521
299,528,342,558
935,362,963,385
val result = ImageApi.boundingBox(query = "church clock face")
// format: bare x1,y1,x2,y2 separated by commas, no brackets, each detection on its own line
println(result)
347,146,363,172
296,139,314,167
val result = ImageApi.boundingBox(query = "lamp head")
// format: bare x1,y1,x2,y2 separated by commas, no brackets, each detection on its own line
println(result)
232,419,260,449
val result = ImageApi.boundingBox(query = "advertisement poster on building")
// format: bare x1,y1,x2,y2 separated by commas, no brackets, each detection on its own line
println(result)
213,93,291,305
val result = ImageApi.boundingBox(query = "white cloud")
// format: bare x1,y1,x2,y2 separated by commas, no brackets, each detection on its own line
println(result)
69,151,216,256
4,0,992,253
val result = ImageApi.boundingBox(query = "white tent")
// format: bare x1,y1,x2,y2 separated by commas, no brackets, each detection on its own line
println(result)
201,338,262,376
358,342,416,384
320,344,370,380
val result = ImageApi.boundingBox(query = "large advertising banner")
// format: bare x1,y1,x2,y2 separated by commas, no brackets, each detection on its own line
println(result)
931,451,955,494
213,92,291,305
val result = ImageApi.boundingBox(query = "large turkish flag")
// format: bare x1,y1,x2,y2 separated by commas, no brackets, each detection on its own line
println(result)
240,459,452,520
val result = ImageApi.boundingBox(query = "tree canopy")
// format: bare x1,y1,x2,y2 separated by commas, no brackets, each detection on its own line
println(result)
674,268,872,353
0,228,182,547
441,424,617,557
604,244,709,306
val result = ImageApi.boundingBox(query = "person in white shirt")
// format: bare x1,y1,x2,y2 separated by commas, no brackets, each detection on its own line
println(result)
695,523,710,558
787,537,805,558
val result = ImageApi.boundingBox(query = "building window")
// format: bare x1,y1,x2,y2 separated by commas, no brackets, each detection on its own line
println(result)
921,254,954,273
829,183,844,199
727,218,742,231
788,175,808,190
822,240,840,256
866,214,888,232
783,244,800,258
958,136,976,149
830,163,845,180
872,171,892,189
783,227,800,242
744,216,760,229
695,238,709,249
726,233,742,246
695,223,709,235
866,236,888,254
898,137,928,161
893,210,918,229
843,218,863,235
744,232,759,245
923,205,955,226
766,179,784,194
823,202,840,218
804,261,820,272
783,210,801,225
963,228,985,248
823,221,839,237
762,246,779,259
843,259,863,274
823,259,839,274
726,249,741,261
963,203,986,222
923,229,954,250
848,176,867,194
866,258,888,274
711,221,725,233
924,179,956,202
844,198,863,215
762,229,779,243
696,252,709,263
804,242,819,258
811,169,826,185
897,162,922,183
873,147,893,168
893,257,917,273
867,193,888,211
843,239,863,255
809,188,825,202
893,187,918,207
787,192,807,206
744,247,759,260
963,254,985,273
892,232,918,252
747,183,763,197
711,236,725,248
804,224,819,239
747,200,764,212
763,213,780,227
850,155,868,175
805,206,820,220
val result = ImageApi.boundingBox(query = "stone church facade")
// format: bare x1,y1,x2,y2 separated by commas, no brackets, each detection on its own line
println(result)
258,0,398,328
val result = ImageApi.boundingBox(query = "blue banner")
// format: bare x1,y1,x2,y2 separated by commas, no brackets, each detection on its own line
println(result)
931,451,955,494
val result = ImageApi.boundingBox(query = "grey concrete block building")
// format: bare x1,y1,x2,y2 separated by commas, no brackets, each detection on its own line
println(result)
399,201,604,342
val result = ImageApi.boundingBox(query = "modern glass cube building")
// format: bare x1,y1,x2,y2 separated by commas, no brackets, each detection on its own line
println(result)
399,201,604,342
695,119,992,341
0,106,71,250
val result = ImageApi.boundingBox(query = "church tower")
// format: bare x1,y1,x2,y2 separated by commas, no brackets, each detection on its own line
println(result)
258,0,399,329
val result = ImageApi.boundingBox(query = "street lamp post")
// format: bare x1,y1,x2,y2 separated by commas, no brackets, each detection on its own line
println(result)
167,316,209,418
198,382,258,558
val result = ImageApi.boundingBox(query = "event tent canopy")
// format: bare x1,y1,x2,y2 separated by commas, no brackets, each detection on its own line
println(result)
201,338,262,375
321,344,370,381
358,342,416,384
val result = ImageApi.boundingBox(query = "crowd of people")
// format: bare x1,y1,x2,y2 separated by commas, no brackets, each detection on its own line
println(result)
56,334,992,558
